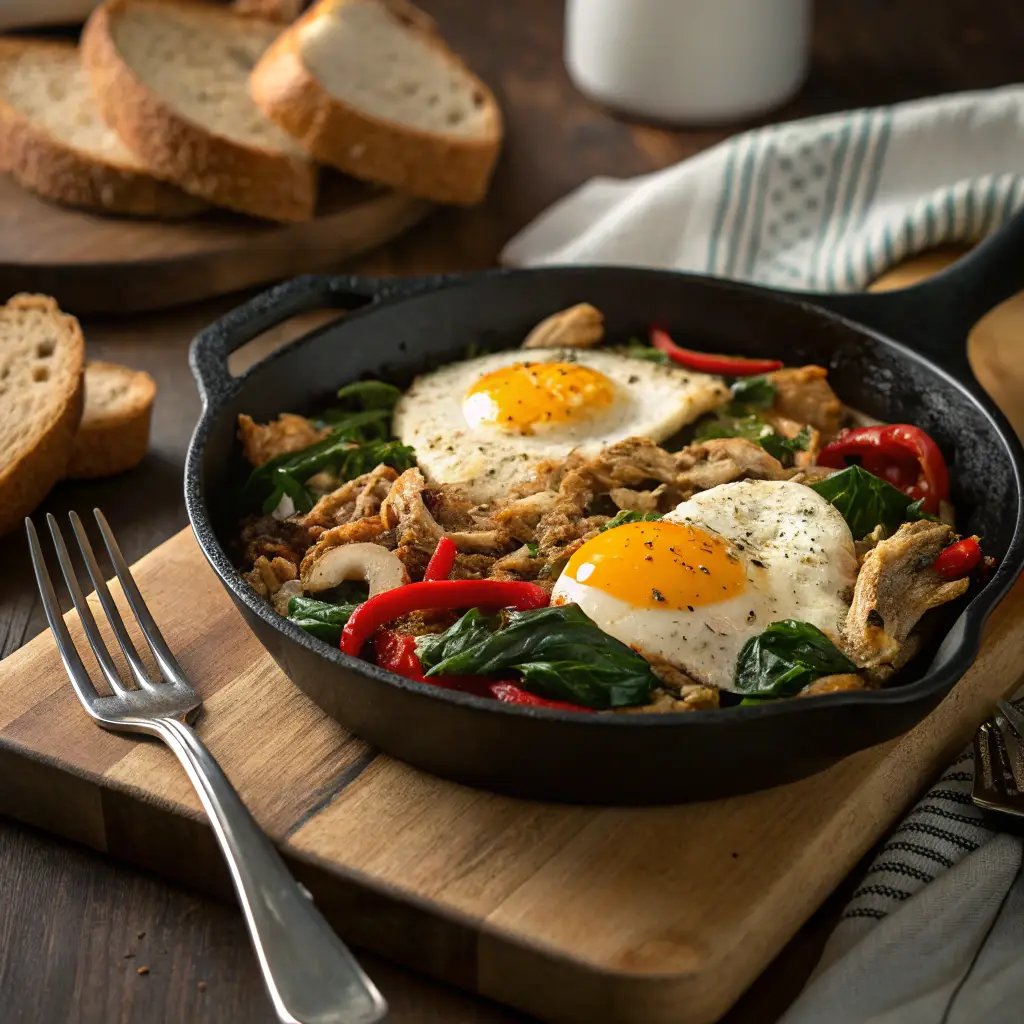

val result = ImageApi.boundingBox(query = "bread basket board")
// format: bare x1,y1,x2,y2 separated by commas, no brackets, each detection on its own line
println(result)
0,521,1021,1024
0,173,431,314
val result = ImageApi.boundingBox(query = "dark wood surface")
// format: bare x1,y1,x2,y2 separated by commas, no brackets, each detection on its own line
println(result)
2,1,1023,1021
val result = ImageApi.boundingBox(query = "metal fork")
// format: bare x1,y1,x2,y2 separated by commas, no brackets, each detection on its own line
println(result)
973,697,1024,818
27,510,387,1024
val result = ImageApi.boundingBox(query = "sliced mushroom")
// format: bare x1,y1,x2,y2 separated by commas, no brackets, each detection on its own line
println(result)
300,542,409,598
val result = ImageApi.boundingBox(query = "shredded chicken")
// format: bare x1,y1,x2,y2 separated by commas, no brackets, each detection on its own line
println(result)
618,686,720,713
521,303,604,349
237,413,329,468
242,555,297,599
609,486,663,512
380,468,511,577
675,437,789,496
841,521,970,668
768,366,843,438
298,464,398,535
239,516,310,571
798,673,871,697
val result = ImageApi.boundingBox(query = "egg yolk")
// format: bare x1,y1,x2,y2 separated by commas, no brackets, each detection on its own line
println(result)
560,521,747,610
463,361,615,434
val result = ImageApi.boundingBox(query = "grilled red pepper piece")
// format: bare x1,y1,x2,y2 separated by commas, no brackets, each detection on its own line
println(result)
341,579,549,657
934,536,982,579
372,630,591,711
649,325,783,376
373,629,432,682
488,681,594,712
423,536,457,581
817,424,950,514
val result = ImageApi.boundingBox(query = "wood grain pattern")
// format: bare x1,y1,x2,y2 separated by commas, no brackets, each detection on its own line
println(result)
1,520,1022,1024
0,173,431,315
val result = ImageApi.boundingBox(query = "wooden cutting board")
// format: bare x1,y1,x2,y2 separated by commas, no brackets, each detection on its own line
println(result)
0,525,1022,1024
0,173,431,315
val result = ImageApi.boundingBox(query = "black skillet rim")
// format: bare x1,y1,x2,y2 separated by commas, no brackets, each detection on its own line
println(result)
184,267,1024,728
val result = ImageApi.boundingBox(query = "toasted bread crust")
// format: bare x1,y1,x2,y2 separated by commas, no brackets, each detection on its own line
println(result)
233,0,307,22
250,0,501,206
67,361,156,479
0,38,203,218
0,295,85,537
81,0,318,222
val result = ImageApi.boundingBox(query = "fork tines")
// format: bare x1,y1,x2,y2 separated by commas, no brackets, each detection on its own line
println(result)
26,510,199,722
973,700,1024,816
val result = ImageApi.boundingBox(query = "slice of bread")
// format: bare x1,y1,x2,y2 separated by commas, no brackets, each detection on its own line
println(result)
0,38,203,219
81,0,318,222
233,0,308,22
0,294,85,537
67,361,156,479
250,0,502,205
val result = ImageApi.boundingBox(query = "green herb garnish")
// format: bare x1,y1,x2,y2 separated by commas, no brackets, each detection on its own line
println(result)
728,375,776,412
732,620,857,699
287,594,365,645
695,415,809,465
601,510,663,531
416,604,657,710
809,464,934,539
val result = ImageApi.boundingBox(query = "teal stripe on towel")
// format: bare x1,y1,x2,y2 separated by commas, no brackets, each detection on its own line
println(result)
743,134,777,279
924,201,938,248
977,176,1000,237
811,116,854,289
944,190,957,243
831,111,874,290
724,134,761,277
964,185,976,239
707,138,740,274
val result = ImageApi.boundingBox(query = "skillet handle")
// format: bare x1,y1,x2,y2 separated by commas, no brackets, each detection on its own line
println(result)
189,274,389,407
790,206,1024,380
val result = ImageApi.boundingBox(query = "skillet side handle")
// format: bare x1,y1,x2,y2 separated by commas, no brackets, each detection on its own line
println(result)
188,274,388,407
792,206,1024,379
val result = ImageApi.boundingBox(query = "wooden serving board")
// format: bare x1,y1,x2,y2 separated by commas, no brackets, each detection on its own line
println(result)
0,527,1022,1024
0,172,431,315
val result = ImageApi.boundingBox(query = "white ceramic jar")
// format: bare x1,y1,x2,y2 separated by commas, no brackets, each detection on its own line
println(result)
565,0,812,124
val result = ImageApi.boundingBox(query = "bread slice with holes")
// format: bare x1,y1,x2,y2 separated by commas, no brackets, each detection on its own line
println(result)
67,361,156,479
81,0,318,222
0,295,85,537
0,37,204,219
250,0,502,205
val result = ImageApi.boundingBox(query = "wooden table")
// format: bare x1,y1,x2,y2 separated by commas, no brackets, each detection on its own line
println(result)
3,1,1024,1021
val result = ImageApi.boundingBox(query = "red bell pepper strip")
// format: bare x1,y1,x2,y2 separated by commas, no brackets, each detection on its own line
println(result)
372,630,592,711
341,579,549,657
423,536,457,581
817,424,950,514
649,325,783,376
372,629,432,683
934,536,982,580
488,681,595,712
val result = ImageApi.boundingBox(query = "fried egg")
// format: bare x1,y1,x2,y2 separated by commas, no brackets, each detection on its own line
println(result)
550,480,858,690
392,348,728,501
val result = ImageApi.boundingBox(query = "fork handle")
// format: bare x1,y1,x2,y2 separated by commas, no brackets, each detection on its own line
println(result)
147,717,387,1024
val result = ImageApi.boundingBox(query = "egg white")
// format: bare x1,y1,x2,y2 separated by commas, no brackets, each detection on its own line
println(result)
392,347,728,502
550,480,858,690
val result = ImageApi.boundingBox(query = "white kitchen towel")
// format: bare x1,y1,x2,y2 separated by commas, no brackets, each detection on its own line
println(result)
501,86,1024,292
503,86,1024,1022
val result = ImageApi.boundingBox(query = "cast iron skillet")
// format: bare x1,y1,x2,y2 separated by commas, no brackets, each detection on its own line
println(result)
185,211,1024,805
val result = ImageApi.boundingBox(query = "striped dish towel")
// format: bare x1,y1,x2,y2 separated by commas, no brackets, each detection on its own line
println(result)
501,86,1024,292
503,89,1024,1022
